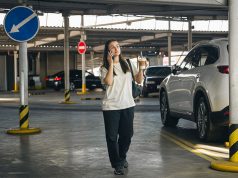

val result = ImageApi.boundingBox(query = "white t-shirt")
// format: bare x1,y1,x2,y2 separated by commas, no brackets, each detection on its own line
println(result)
100,59,139,110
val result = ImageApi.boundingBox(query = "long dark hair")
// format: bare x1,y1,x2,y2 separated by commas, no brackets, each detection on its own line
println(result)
102,39,130,75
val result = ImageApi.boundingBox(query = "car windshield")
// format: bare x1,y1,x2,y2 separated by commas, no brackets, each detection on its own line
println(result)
145,67,171,76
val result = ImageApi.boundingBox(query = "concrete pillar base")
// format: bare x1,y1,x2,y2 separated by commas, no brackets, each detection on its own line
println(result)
211,160,238,172
6,128,41,135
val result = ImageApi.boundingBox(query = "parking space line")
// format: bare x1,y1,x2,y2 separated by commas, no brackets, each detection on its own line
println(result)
161,130,229,162
0,98,19,103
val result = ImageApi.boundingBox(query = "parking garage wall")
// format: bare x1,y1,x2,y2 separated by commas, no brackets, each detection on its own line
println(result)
47,51,75,75
0,54,7,91
6,54,14,91
36,51,76,88
0,53,14,91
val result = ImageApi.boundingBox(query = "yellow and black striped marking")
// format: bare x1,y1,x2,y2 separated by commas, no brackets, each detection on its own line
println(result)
19,105,29,129
229,124,238,162
64,89,70,102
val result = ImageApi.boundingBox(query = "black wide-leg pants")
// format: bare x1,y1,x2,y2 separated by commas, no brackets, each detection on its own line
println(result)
103,107,134,168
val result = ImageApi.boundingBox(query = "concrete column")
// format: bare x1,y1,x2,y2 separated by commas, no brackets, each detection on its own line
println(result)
81,15,87,93
36,52,40,75
188,20,192,50
63,14,70,90
229,0,238,163
90,51,94,74
226,0,238,165
63,13,70,102
13,50,18,92
0,55,7,91
46,52,49,76
168,33,172,66
229,0,238,124
157,52,164,65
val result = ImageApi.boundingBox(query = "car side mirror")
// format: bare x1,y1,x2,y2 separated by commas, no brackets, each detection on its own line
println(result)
171,65,181,75
171,65,177,75
172,69,177,75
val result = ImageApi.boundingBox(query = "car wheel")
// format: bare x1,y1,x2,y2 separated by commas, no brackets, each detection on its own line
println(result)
195,96,222,141
196,97,209,141
70,82,75,91
160,91,178,127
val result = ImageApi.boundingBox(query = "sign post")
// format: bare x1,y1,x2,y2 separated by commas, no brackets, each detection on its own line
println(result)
77,41,87,94
4,6,41,134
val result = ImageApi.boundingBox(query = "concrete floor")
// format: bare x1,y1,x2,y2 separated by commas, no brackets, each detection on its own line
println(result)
0,91,237,178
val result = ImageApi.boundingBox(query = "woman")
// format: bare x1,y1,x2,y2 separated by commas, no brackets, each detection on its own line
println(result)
100,39,144,175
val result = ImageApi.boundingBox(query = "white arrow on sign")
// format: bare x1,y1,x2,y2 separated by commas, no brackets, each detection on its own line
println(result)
10,13,37,33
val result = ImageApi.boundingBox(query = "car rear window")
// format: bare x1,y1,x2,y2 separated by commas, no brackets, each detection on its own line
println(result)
203,46,219,65
146,67,171,76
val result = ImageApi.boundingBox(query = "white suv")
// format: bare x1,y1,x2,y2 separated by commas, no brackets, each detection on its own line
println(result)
160,38,229,141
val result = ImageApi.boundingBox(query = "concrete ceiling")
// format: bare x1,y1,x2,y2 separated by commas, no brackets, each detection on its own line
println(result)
0,0,228,20
0,0,228,52
0,0,228,68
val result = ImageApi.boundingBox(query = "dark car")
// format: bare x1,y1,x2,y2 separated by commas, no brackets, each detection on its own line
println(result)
142,66,171,97
45,69,103,91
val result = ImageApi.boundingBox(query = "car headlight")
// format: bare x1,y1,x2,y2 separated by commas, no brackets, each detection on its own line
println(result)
146,81,155,84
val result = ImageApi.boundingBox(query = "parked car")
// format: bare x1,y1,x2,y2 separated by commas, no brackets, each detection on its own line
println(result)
45,69,103,91
159,38,229,141
142,66,171,97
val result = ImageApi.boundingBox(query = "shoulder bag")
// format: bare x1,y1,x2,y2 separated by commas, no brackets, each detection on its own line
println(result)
126,59,142,98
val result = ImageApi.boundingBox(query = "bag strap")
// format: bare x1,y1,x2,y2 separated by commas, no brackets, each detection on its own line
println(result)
126,59,135,81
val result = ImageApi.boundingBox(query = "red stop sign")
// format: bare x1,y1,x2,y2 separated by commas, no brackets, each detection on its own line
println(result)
77,41,86,54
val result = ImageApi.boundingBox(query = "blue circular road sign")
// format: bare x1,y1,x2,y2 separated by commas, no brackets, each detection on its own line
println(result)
4,6,39,42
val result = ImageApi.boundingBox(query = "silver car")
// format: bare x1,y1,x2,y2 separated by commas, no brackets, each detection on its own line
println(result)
159,38,229,141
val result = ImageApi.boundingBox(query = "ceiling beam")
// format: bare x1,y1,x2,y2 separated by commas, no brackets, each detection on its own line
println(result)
27,17,155,48
93,32,170,51
27,30,84,48
55,0,227,6
84,17,154,28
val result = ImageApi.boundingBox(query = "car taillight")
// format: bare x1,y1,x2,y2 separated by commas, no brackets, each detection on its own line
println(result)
217,65,229,74
224,111,229,116
54,76,62,81
45,77,49,81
